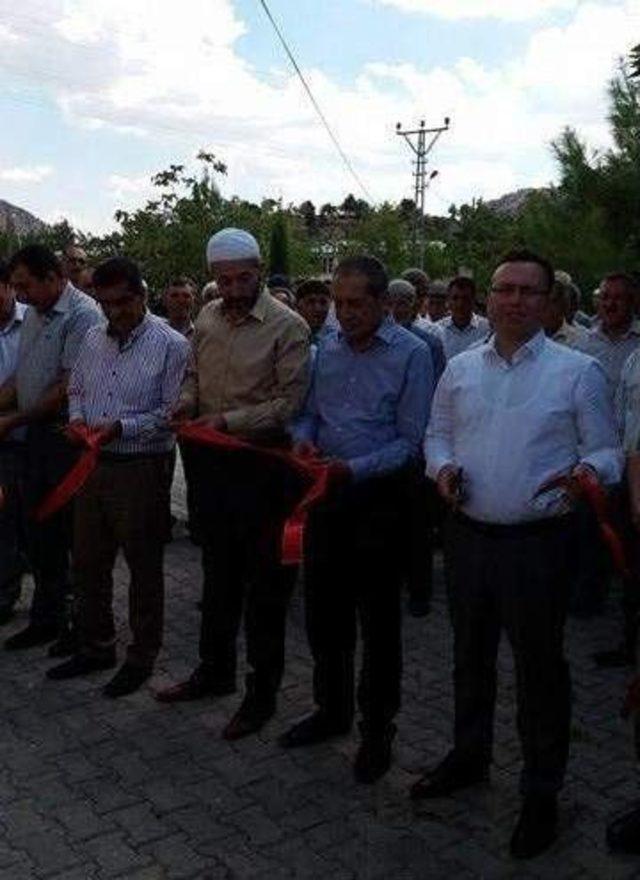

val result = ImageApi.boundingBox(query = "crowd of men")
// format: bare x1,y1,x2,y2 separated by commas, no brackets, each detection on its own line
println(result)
0,231,639,862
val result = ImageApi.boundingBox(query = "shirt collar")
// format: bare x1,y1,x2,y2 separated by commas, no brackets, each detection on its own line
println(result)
108,312,151,349
249,289,270,323
337,315,395,348
443,314,481,332
49,282,75,316
485,328,546,365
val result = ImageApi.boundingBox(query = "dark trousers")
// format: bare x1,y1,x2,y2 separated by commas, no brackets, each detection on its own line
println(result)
24,425,77,631
193,446,303,703
0,443,27,613
304,473,406,732
74,455,170,669
445,514,573,797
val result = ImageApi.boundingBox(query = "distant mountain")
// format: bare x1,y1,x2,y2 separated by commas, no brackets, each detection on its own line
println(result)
484,187,548,218
0,199,45,236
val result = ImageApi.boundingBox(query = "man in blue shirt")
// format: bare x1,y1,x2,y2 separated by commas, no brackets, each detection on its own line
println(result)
0,245,101,653
0,260,28,625
279,255,434,783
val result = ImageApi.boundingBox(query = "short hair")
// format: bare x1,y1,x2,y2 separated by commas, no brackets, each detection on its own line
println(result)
387,278,416,303
601,272,638,300
334,255,388,299
0,259,9,285
495,248,554,293
401,267,429,293
448,275,476,296
8,244,63,281
428,280,448,299
92,257,145,297
268,273,291,291
166,276,196,293
295,278,331,302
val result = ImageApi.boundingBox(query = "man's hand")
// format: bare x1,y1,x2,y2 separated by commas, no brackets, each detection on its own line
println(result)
437,464,464,509
169,401,193,430
293,440,321,459
0,413,18,441
192,414,228,432
64,420,88,445
567,463,598,498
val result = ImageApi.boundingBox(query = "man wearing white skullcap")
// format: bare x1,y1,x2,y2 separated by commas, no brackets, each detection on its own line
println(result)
157,227,311,742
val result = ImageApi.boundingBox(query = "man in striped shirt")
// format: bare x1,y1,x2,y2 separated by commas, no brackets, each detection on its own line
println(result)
47,257,189,698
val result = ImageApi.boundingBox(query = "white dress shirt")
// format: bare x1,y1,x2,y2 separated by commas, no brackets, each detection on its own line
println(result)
425,331,623,524
436,314,490,360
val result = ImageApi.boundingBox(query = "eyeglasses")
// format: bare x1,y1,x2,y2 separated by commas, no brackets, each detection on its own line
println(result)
490,284,548,298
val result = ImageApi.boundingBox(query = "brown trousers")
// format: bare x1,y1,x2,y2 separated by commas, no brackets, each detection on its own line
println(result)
73,454,171,669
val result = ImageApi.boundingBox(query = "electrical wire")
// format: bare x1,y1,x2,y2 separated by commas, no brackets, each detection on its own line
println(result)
257,0,373,202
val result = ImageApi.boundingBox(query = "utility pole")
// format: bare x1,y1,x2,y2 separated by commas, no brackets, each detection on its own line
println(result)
396,117,449,268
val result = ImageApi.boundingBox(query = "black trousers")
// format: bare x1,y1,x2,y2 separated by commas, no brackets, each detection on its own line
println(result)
445,513,573,797
192,445,303,702
304,472,407,732
24,425,78,631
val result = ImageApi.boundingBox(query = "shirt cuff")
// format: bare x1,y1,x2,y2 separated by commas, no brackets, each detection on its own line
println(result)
580,450,624,486
119,417,139,441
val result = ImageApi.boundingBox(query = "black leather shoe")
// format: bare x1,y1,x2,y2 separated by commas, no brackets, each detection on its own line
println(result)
410,751,489,800
5,624,58,651
607,806,640,854
510,795,558,859
593,647,635,669
103,663,151,698
155,669,236,703
222,697,275,741
354,723,396,784
47,653,117,680
279,711,352,748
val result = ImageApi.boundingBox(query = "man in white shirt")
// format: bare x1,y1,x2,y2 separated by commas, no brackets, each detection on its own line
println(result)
415,249,622,860
541,274,586,348
436,276,490,360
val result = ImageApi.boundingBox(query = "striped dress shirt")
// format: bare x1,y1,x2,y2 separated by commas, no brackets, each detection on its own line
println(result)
68,313,190,455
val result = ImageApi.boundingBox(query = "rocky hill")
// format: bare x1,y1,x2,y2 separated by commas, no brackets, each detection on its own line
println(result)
485,187,548,218
0,199,45,236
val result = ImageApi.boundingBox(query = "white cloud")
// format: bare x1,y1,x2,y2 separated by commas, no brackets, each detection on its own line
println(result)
371,0,578,20
0,164,52,183
0,0,637,227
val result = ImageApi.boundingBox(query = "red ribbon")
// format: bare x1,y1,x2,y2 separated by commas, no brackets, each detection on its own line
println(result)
536,469,630,579
34,425,108,522
176,422,332,565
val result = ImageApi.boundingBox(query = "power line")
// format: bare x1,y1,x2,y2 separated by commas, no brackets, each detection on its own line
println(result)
257,0,373,202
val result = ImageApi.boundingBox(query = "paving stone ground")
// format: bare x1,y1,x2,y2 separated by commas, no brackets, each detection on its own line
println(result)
1,471,639,879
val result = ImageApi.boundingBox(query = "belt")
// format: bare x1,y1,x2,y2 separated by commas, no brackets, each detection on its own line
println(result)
453,511,575,539
98,450,171,464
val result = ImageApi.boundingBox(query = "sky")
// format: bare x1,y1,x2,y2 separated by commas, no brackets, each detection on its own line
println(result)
0,0,637,233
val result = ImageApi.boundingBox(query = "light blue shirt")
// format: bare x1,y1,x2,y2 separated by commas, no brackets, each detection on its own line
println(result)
436,314,491,360
0,300,27,386
409,321,446,386
68,314,190,455
425,331,623,524
293,317,434,482
574,320,640,391
16,282,101,413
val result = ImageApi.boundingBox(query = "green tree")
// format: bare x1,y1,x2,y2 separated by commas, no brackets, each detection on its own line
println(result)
268,214,291,277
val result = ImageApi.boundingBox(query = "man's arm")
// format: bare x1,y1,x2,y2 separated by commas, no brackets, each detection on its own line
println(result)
290,354,320,448
424,363,456,480
574,359,624,485
222,323,311,436
346,343,434,482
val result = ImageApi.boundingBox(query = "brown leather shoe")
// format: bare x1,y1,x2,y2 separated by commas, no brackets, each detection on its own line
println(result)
222,698,275,741
155,670,235,704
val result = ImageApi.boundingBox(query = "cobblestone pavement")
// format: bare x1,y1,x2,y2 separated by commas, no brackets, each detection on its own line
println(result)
0,476,639,879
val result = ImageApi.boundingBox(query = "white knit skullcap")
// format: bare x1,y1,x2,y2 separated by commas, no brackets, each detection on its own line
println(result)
206,228,261,265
